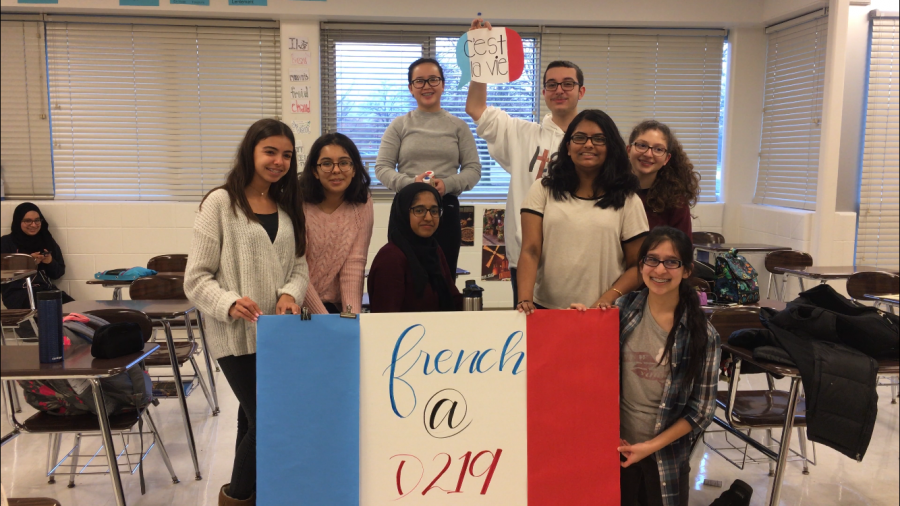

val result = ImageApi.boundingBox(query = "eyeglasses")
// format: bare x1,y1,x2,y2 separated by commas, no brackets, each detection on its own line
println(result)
570,133,607,146
631,141,668,158
22,218,42,225
642,256,683,269
410,77,443,89
544,80,578,92
410,205,441,218
317,159,353,173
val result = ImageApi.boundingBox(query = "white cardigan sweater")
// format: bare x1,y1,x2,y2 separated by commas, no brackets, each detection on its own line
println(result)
184,189,309,360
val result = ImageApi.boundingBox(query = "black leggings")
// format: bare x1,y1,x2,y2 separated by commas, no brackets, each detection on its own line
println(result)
218,354,257,500
434,194,461,276
620,454,689,506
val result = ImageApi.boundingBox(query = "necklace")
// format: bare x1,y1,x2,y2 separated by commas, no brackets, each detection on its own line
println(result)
248,185,268,197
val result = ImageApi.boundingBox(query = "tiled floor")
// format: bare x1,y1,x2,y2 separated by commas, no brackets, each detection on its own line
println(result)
1,353,897,506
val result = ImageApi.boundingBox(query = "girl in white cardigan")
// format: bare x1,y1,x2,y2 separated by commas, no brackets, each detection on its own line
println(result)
184,118,309,506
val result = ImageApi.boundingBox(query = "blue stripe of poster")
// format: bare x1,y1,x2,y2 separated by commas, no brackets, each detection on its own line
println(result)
257,314,360,506
120,0,159,5
229,0,267,5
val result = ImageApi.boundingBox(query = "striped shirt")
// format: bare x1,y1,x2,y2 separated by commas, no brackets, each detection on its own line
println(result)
616,289,721,506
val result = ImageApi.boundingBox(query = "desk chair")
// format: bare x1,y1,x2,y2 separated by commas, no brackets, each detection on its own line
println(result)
147,254,187,273
130,276,219,415
688,277,710,293
847,271,900,402
4,309,179,492
764,250,813,301
692,231,725,244
705,308,812,479
0,253,39,343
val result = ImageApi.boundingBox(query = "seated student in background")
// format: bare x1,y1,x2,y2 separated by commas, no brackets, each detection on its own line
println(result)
1,202,74,310
375,57,482,276
627,120,699,237
184,118,309,505
298,132,373,315
516,109,649,314
368,182,462,313
573,226,720,506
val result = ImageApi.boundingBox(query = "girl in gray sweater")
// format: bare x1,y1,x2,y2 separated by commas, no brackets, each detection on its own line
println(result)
184,119,309,505
375,57,482,275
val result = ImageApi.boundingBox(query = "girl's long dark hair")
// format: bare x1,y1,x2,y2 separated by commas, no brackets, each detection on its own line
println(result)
543,109,639,210
201,118,306,257
628,120,700,213
298,132,371,205
639,226,708,384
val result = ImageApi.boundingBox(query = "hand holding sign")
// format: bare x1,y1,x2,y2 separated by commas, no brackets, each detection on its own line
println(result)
456,26,524,89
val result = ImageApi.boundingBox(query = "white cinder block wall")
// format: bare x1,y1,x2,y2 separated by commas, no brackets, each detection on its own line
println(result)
3,200,726,309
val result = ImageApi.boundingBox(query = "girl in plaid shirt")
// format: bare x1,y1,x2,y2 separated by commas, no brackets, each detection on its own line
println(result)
576,226,720,505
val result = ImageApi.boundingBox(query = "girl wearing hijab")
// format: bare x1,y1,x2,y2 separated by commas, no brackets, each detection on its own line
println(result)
1,202,74,309
367,182,462,313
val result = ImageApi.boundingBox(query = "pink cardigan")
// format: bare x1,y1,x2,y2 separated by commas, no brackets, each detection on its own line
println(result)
302,195,374,314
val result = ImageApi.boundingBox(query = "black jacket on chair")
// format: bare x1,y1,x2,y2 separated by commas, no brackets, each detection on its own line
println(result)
758,285,899,461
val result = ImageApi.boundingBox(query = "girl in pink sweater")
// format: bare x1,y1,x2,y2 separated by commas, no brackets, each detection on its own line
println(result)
298,133,374,314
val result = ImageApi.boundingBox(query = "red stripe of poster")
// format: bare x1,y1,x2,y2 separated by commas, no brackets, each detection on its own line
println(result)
527,309,620,505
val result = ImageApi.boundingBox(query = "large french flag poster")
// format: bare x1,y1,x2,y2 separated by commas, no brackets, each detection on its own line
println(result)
257,309,620,505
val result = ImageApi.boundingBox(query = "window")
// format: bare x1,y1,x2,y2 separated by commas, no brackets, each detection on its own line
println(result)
45,16,281,200
753,10,829,210
1,16,53,198
856,12,899,268
540,27,727,203
321,24,539,199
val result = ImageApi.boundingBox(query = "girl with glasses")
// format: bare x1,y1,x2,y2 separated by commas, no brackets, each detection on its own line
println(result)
298,133,373,315
183,119,309,506
367,182,462,313
627,120,700,238
375,57,482,277
516,109,649,314
1,202,74,315
578,226,720,506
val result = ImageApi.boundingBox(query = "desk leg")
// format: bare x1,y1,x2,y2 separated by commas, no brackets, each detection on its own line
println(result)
90,378,127,506
162,319,202,480
193,310,219,415
112,287,122,301
769,377,801,506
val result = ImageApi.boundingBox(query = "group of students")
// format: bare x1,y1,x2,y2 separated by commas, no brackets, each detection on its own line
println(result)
0,18,718,506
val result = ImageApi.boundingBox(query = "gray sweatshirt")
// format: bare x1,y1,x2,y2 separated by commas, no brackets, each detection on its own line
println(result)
375,109,482,196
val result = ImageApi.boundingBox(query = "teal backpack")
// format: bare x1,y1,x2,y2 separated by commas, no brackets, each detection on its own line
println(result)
713,248,761,304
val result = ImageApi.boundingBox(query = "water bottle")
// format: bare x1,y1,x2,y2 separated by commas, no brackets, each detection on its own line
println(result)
37,290,64,363
462,280,484,311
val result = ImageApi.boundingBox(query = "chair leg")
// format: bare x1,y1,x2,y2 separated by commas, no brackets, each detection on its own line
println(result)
161,320,201,480
766,273,774,300
188,313,219,415
5,380,22,414
194,312,220,414
766,429,775,476
780,275,788,302
46,433,62,483
891,377,898,404
190,355,216,414
797,427,810,475
144,409,179,484
68,433,82,488
28,317,39,337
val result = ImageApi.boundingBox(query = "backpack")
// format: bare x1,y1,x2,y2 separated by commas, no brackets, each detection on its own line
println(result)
93,266,157,281
18,315,153,416
713,248,760,304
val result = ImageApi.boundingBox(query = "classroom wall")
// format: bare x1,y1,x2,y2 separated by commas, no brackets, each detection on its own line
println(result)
1,0,876,306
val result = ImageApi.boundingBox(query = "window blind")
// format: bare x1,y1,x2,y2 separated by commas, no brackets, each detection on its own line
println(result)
540,27,726,203
753,11,829,210
45,18,280,200
1,17,53,198
856,12,899,269
320,23,540,199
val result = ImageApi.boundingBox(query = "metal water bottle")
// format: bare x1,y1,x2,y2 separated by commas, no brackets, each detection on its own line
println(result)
37,290,64,363
462,280,484,311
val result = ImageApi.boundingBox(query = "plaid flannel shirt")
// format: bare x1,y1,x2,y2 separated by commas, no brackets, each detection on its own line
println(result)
616,289,721,506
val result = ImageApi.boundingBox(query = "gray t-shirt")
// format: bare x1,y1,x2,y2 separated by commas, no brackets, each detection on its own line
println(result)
620,299,670,444
374,109,482,196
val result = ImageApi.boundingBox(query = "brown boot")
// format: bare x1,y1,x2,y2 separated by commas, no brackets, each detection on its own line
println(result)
219,484,255,506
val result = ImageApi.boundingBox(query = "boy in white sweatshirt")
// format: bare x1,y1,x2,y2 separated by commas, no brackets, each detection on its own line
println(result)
465,17,586,306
